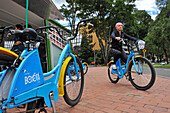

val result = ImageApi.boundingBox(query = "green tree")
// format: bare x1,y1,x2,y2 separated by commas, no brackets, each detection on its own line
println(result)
145,3,170,63
156,0,169,9
78,34,94,64
131,9,153,39
59,0,81,32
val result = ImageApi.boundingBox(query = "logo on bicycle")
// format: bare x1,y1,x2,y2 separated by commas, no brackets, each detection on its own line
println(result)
25,73,40,85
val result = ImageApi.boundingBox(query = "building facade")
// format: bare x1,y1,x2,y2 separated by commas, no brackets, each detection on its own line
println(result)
0,0,72,71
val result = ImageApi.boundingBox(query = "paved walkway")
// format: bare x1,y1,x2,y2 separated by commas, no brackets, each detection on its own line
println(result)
7,67,170,113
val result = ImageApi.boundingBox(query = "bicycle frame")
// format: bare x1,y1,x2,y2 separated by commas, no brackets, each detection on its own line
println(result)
110,50,143,79
69,58,88,72
0,41,80,112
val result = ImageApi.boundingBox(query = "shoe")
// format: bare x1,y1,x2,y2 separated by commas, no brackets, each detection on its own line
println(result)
111,64,116,70
72,76,77,81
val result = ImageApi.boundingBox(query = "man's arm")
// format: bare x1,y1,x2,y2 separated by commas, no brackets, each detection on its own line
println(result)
124,33,137,41
13,41,21,46
111,31,116,39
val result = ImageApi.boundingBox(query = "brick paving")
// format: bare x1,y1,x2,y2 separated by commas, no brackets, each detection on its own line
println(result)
6,67,170,113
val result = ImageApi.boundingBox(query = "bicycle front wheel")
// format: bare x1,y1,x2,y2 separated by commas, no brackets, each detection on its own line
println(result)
128,57,156,91
63,57,84,106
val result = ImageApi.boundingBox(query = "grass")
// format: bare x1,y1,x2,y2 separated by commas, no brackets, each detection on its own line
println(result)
152,63,170,68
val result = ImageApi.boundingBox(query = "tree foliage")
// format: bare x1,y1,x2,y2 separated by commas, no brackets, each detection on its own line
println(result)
145,3,170,63
78,30,94,63
59,0,81,32
156,0,169,9
131,9,153,39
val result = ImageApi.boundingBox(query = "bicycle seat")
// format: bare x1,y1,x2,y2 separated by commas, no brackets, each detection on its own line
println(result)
21,28,37,41
0,47,22,66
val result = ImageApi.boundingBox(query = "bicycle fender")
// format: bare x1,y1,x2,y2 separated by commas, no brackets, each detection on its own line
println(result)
58,56,72,96
126,55,142,75
83,62,88,66
107,61,114,67
0,47,22,60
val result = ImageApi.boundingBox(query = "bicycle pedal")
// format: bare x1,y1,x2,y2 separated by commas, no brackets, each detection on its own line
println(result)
125,75,130,81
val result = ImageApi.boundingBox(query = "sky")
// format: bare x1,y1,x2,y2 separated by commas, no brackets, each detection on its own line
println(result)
52,0,159,27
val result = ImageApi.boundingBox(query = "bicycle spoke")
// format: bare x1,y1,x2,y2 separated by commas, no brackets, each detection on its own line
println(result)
67,81,80,99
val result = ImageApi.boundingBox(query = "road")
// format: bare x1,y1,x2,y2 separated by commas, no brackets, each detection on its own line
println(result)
155,68,170,79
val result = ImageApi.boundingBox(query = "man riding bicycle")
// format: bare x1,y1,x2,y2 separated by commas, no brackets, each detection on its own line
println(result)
110,22,137,69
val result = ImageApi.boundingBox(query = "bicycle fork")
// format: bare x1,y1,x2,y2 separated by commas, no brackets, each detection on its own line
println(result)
67,54,80,81
132,56,143,74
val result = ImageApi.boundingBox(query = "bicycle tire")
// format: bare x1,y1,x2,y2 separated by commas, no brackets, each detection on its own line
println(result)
128,57,156,91
83,64,88,74
63,57,84,106
26,100,36,113
108,62,119,83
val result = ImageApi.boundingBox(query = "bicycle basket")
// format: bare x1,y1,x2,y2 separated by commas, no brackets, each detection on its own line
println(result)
138,40,145,49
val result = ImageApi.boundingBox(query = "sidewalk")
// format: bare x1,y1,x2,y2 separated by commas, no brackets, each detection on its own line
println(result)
7,67,170,113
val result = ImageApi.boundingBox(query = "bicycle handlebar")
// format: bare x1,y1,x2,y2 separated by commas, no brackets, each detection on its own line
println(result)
0,18,94,43
36,18,94,41
0,29,3,34
36,26,66,41
0,25,14,43
119,38,139,50
73,18,93,40
80,18,94,22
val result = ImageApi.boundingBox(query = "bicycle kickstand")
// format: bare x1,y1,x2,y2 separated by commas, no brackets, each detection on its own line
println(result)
49,93,57,113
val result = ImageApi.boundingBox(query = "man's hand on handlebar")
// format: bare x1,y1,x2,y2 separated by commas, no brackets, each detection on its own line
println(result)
116,37,121,41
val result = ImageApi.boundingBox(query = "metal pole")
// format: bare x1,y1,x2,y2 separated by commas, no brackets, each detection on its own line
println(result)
94,46,96,66
26,0,29,28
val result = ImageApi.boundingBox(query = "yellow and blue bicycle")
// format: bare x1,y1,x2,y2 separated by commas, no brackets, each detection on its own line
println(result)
0,18,93,113
107,39,156,91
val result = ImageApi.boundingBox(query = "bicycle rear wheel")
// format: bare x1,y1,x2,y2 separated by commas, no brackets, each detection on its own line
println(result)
128,57,156,91
108,62,119,83
63,57,84,106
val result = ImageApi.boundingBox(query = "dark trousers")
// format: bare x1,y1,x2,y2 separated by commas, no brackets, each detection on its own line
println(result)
110,48,127,64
